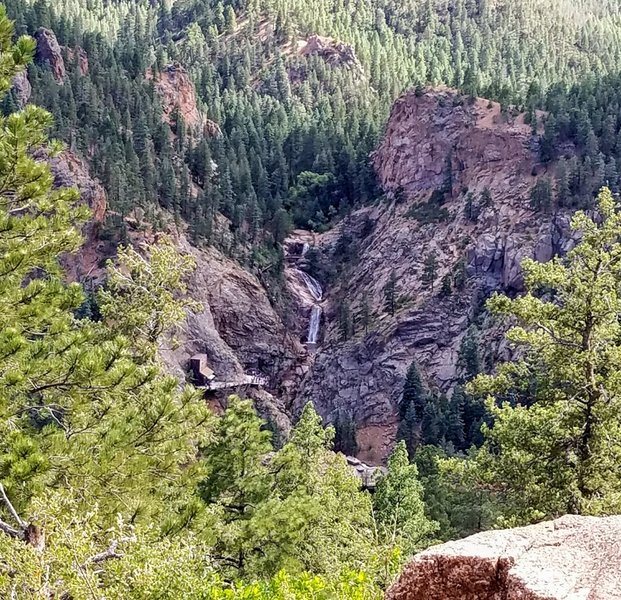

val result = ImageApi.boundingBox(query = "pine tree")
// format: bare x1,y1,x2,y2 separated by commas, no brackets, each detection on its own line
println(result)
333,410,359,456
338,299,354,341
464,192,479,221
397,401,419,459
440,273,452,297
556,159,571,207
98,240,202,358
422,251,439,291
199,400,376,578
453,258,467,290
479,187,493,209
469,188,621,520
530,177,553,212
383,270,398,316
0,12,213,572
400,362,426,420
359,293,372,334
458,328,481,382
373,441,437,557
224,5,237,35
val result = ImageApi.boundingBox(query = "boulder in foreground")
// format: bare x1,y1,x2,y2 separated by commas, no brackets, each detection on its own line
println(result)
387,515,621,600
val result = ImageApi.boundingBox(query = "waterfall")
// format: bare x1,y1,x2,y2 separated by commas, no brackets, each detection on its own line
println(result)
301,242,310,257
308,305,322,344
295,269,323,302
294,268,324,344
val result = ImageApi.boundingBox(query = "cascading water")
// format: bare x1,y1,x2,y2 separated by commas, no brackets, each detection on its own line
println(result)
307,305,322,345
296,269,323,302
293,267,323,344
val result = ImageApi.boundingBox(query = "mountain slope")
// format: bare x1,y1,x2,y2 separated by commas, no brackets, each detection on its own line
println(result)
297,88,577,461
9,0,621,461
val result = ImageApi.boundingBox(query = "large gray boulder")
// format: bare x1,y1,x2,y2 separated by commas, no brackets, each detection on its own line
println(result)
387,515,621,600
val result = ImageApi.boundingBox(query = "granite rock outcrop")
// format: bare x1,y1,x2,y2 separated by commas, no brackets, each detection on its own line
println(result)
300,35,362,72
387,515,621,600
150,63,220,136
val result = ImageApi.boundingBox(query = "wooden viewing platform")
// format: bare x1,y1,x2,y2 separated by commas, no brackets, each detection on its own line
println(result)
190,354,267,390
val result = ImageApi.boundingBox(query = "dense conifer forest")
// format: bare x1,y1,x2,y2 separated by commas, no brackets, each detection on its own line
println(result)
4,0,621,596
6,0,621,270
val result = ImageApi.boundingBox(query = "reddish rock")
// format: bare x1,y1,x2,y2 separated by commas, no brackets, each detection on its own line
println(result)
204,118,222,137
148,63,221,136
150,63,216,133
46,150,108,282
373,87,537,200
293,89,572,462
49,151,107,224
387,515,621,600
34,28,66,83
66,46,89,76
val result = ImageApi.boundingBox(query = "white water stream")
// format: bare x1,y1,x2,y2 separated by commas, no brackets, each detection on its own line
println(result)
307,305,323,345
293,266,323,344
296,269,323,302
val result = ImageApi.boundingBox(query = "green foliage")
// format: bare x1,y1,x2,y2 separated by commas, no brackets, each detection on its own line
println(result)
467,187,621,522
406,190,450,223
0,16,212,535
0,489,380,599
199,399,377,579
14,0,621,592
358,293,372,334
13,0,621,266
288,171,337,231
0,12,221,597
397,362,468,456
440,273,452,297
422,251,439,291
98,239,202,357
338,299,354,340
208,571,382,600
529,177,553,212
373,441,437,558
333,410,359,456
0,5,34,95
416,446,497,541
400,362,426,421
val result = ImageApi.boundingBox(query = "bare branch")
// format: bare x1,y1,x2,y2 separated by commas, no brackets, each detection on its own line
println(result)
0,519,22,539
0,484,26,529
81,537,134,568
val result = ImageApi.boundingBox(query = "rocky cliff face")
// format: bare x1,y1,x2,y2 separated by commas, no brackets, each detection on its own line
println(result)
47,149,109,282
11,71,31,107
157,234,300,435
34,28,66,82
53,147,299,433
66,46,89,76
386,515,621,600
51,81,577,462
33,28,90,83
294,88,574,462
373,88,538,199
150,63,220,136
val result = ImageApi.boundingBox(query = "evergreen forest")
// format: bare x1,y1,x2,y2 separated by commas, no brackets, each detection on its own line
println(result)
4,0,621,596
